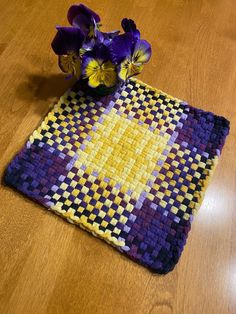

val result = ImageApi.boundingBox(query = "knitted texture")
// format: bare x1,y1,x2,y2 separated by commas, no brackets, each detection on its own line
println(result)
5,78,229,274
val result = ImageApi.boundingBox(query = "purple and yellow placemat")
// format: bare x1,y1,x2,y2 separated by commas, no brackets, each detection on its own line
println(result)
5,78,229,274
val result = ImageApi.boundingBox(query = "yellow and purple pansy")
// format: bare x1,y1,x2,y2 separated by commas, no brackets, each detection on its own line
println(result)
82,44,117,88
51,3,152,93
51,26,85,78
109,19,151,81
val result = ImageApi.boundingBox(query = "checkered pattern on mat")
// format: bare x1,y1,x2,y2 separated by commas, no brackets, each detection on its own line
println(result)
5,78,230,274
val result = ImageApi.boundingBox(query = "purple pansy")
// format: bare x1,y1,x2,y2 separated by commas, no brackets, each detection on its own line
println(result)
67,4,101,38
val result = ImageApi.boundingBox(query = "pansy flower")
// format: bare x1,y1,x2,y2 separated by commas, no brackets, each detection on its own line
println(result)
51,26,84,78
82,44,117,88
109,26,151,81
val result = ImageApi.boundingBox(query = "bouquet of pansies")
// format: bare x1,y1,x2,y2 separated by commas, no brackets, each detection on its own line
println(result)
51,3,152,96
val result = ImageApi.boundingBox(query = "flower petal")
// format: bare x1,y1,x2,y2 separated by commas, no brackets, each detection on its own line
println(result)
118,59,143,81
51,27,84,55
109,33,135,64
83,57,117,88
128,63,144,78
58,53,81,78
58,55,73,73
132,39,151,63
82,57,100,79
88,72,101,88
101,61,117,87
121,18,140,39
121,18,137,32
118,59,130,81
67,4,100,28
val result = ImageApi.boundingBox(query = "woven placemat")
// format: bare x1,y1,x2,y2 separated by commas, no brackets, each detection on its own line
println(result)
5,78,229,274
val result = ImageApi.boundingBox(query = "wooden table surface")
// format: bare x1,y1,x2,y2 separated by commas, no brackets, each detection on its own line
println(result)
0,1,235,313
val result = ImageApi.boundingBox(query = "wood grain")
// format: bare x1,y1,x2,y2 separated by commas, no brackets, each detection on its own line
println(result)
0,1,235,313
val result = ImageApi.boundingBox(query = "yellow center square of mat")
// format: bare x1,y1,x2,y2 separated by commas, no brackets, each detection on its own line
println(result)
75,108,168,194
